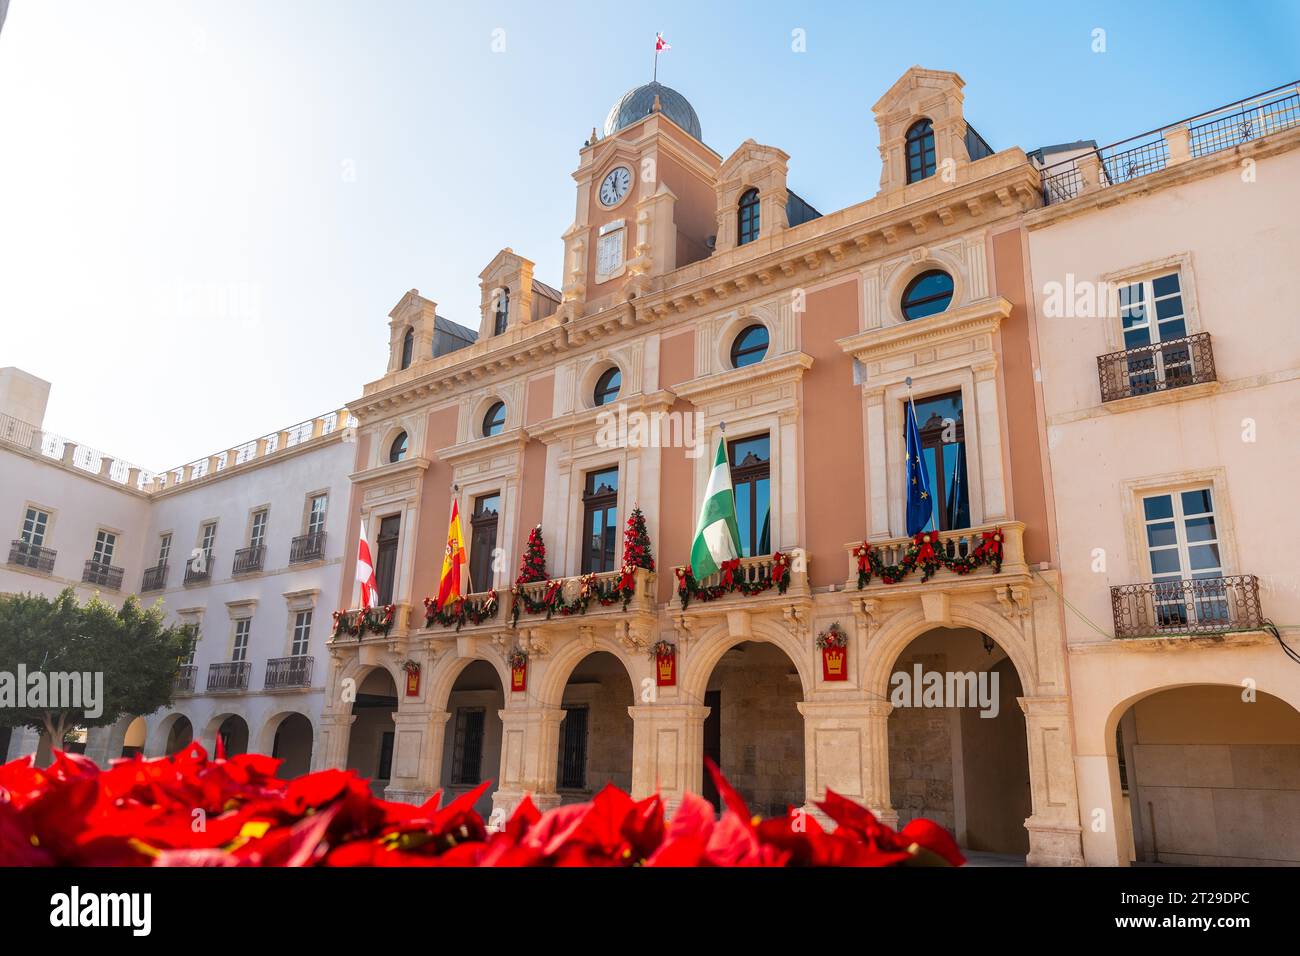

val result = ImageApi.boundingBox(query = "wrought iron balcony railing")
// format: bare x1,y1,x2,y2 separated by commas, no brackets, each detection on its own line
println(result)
290,531,326,564
8,539,56,574
1040,82,1300,205
1111,575,1264,639
173,664,198,693
183,552,214,585
232,544,266,575
265,655,314,689
207,661,251,692
1098,332,1215,403
82,560,124,591
141,564,168,592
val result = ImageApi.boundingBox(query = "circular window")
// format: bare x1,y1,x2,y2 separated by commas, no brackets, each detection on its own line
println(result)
730,324,769,368
388,431,408,463
901,270,954,320
482,401,506,437
593,367,621,406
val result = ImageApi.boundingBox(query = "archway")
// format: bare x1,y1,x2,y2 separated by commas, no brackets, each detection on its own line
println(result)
1113,685,1300,865
0,726,10,762
215,715,249,757
438,660,505,818
269,712,314,779
701,640,805,817
163,715,193,756
120,716,147,758
555,651,634,805
346,668,399,797
886,627,1031,857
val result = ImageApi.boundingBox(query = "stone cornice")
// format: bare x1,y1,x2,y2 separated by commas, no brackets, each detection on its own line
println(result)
434,429,529,466
836,296,1011,364
525,389,679,445
349,455,431,486
673,352,814,404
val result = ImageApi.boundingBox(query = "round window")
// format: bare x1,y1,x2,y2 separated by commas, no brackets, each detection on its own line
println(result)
482,401,506,437
730,324,769,368
901,270,954,320
593,367,621,406
388,431,408,463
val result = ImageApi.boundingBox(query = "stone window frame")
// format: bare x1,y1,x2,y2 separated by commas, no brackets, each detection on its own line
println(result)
1099,251,1203,354
594,218,628,285
225,598,258,663
1117,467,1238,584
282,587,319,658
18,501,56,548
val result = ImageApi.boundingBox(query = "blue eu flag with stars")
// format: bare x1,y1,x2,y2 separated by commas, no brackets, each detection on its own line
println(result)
905,396,932,535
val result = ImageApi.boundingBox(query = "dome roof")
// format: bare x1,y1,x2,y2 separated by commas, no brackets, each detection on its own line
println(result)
603,81,702,141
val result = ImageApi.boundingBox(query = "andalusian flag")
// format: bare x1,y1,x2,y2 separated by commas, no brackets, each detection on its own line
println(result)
689,435,742,578
436,499,467,608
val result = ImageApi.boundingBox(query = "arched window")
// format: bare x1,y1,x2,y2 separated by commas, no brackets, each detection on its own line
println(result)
493,288,509,336
905,119,937,183
388,431,408,463
730,324,769,368
901,270,955,320
593,367,621,406
737,188,760,246
399,327,414,370
482,401,506,437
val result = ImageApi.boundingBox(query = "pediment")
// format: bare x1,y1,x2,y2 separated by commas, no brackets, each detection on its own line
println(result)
718,139,789,181
872,66,964,115
478,248,531,283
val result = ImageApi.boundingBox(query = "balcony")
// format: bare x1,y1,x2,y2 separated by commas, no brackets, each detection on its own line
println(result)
512,567,658,624
141,564,168,592
8,540,55,574
290,531,326,564
1098,332,1215,403
265,655,314,689
173,665,197,694
207,661,251,693
844,522,1027,593
1111,575,1264,639
232,544,266,575
82,560,125,591
1040,82,1300,205
423,589,505,631
674,551,811,612
183,552,213,585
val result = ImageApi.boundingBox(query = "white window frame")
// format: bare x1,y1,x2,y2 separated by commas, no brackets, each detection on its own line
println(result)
231,618,251,663
249,508,269,549
307,494,328,536
93,529,117,566
22,506,50,547
157,532,173,565
290,609,312,657
1141,486,1223,584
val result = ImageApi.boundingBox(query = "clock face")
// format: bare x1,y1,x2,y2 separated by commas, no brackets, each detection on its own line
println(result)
599,166,632,206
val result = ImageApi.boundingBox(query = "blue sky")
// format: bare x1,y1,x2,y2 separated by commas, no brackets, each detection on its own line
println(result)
0,0,1295,467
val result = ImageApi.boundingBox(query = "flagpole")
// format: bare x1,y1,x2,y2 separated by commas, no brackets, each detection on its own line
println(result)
455,483,473,596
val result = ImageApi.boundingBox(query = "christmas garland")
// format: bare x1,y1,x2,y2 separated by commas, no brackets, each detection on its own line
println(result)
331,604,396,639
852,528,1004,587
424,589,499,631
816,622,848,650
674,551,791,610
510,572,633,626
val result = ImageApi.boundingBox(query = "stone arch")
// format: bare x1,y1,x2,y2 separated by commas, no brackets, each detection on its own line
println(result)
714,307,777,373
256,706,316,755
681,617,814,704
427,648,512,715
534,635,643,709
576,353,627,410
149,711,194,757
205,712,251,756
863,601,1038,703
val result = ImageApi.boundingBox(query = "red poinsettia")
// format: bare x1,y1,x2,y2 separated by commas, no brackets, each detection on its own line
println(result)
0,748,963,868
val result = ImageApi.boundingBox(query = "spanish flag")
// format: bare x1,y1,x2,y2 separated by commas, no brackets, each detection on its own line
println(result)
436,498,467,608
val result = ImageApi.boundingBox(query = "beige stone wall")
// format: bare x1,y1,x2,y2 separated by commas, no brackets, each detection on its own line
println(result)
888,651,956,832
1124,686,1300,865
707,641,804,818
559,652,634,802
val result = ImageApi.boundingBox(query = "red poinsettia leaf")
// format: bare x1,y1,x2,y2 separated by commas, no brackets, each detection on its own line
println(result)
664,791,716,843
703,757,751,823
704,811,763,866
644,835,708,867
899,818,965,867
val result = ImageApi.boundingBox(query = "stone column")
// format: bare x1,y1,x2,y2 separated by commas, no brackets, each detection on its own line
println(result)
384,709,444,805
314,713,356,772
629,703,710,814
7,726,43,763
82,722,119,767
1075,752,1126,866
1020,695,1086,866
490,705,566,819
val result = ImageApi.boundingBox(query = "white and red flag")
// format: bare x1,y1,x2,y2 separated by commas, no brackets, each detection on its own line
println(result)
356,518,378,609
656,32,670,52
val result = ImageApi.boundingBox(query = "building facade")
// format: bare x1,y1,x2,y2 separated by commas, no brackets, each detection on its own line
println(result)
0,366,353,775
3,68,1297,866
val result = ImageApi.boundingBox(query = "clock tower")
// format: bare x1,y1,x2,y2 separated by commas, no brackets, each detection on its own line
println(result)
562,81,721,315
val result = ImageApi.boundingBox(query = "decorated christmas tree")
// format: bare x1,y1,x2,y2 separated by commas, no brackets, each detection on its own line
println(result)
621,507,655,571
515,524,548,584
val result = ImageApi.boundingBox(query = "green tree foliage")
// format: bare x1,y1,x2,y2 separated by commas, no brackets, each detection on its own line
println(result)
0,588,193,746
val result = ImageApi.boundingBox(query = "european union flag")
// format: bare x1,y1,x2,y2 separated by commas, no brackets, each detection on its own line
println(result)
905,396,932,535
